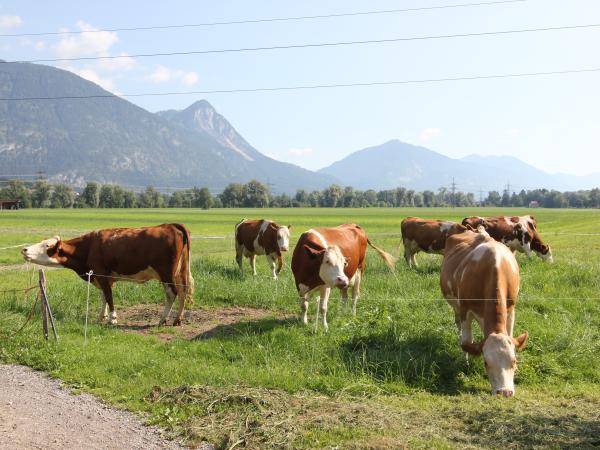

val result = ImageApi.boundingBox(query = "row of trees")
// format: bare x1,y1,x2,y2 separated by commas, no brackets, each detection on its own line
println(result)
2,179,600,209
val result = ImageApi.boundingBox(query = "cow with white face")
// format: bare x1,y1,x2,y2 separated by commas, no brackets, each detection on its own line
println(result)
462,215,553,262
441,227,528,396
291,224,396,331
21,224,194,326
235,219,291,279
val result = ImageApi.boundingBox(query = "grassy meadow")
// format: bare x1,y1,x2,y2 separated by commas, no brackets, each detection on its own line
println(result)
1,207,599,449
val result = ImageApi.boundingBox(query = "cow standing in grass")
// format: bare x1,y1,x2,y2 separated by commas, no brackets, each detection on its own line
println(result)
21,223,194,326
462,215,552,261
291,224,396,331
441,226,528,396
235,219,291,279
401,217,467,267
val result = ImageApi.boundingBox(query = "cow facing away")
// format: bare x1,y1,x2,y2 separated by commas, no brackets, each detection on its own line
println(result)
462,215,552,261
401,217,467,267
441,227,528,396
235,219,291,279
21,224,194,326
291,224,396,331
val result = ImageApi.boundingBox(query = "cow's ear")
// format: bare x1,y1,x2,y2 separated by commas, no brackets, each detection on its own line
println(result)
461,341,483,356
287,224,292,231
464,224,475,231
513,331,528,350
303,244,325,260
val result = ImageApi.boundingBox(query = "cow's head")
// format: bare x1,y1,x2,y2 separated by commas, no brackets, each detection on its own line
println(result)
303,244,349,288
274,224,291,252
517,217,552,262
21,236,64,267
462,331,528,397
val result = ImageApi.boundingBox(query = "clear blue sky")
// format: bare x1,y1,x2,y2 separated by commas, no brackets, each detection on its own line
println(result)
1,0,599,175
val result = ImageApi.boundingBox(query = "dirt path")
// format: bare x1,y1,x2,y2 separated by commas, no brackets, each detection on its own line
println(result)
0,364,186,450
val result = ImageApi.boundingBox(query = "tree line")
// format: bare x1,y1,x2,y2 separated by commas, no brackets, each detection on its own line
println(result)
1,179,599,209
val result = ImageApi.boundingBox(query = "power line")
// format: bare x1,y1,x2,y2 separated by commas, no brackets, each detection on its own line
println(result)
0,1,528,38
0,67,598,102
2,23,599,65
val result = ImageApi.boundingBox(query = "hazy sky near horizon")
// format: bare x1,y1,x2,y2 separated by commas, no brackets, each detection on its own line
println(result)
1,0,599,175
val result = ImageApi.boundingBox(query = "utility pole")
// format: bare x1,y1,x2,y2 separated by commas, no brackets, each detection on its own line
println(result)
478,187,484,206
450,177,457,208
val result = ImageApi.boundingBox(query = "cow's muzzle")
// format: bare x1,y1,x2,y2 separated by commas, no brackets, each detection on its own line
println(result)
496,389,514,397
336,276,349,288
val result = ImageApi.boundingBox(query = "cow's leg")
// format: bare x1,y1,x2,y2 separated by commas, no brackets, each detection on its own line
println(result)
159,282,177,326
235,243,244,271
250,254,257,276
319,286,331,332
299,284,311,325
266,254,277,279
172,284,186,326
507,308,515,337
403,239,413,267
98,278,117,325
275,254,284,275
351,270,362,316
98,289,108,322
460,315,473,347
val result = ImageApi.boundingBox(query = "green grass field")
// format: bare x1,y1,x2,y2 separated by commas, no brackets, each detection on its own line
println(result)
1,208,599,449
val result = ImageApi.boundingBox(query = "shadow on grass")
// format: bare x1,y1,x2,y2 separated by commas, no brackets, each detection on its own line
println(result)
200,259,243,280
458,409,600,449
193,316,297,340
340,329,474,394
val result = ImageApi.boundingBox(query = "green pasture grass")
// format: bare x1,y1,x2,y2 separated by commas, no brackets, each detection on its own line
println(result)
1,208,599,448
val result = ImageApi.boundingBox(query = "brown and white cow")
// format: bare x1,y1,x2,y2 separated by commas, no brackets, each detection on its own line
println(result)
441,227,528,396
462,215,552,261
401,217,467,267
235,219,291,279
21,223,194,326
291,224,396,331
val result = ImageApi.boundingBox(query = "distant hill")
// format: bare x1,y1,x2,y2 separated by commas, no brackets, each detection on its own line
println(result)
319,140,600,192
0,62,335,193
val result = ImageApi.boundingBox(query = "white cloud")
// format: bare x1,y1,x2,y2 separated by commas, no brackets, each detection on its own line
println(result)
146,65,199,86
55,21,118,58
288,147,314,157
64,66,115,92
96,53,136,72
419,128,442,141
0,15,22,29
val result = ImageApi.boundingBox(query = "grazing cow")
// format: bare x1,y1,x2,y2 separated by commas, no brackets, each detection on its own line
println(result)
291,224,396,331
461,215,552,261
235,219,291,279
401,217,467,267
441,227,528,396
21,224,194,326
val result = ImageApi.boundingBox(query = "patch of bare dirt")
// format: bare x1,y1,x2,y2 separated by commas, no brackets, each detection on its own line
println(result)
116,304,282,342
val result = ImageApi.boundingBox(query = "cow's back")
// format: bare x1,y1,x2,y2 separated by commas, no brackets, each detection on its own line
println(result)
90,224,187,275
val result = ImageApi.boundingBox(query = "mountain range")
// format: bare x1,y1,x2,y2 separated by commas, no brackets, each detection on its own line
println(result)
320,140,600,192
0,61,598,194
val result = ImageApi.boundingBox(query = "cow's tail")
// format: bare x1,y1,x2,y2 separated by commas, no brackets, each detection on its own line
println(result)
174,224,194,307
367,238,397,269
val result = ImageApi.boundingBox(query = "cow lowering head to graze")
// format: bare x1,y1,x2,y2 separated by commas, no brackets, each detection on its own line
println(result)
291,224,396,331
440,227,528,396
401,217,468,267
21,224,194,326
461,215,552,262
235,219,291,279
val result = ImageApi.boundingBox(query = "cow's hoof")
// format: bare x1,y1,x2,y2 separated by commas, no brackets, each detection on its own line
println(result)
108,318,118,325
172,319,182,326
98,316,108,322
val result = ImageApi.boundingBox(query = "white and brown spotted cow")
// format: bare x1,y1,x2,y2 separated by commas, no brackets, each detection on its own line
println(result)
291,224,396,331
462,215,552,261
21,224,194,326
401,217,468,267
441,227,528,396
235,219,291,279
